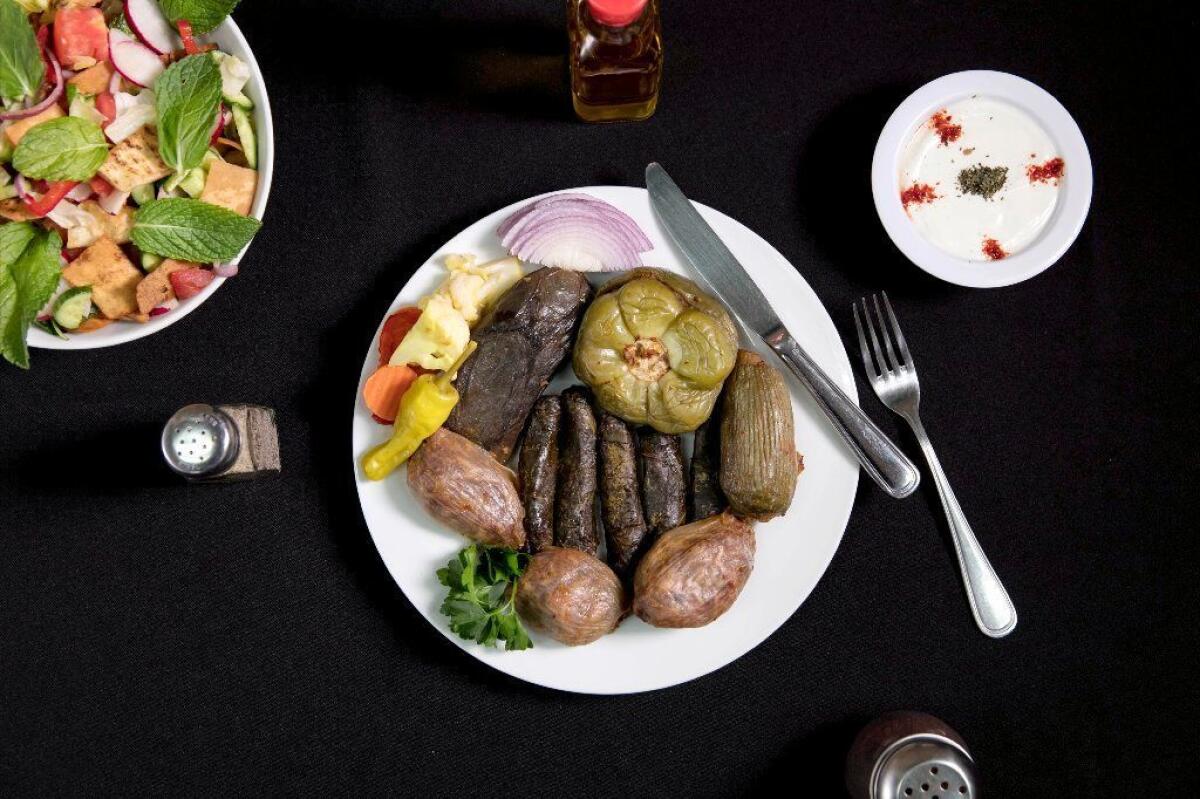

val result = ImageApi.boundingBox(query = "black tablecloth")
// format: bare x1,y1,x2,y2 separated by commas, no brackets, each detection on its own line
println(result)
2,1,1196,794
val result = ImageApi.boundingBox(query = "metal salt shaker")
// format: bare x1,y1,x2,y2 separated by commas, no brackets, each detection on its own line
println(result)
162,403,280,481
846,712,978,799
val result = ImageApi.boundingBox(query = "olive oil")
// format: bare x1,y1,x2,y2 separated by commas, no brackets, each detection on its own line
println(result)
568,0,662,122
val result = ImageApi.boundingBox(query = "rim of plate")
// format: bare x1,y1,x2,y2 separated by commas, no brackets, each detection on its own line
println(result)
29,16,274,350
350,186,861,694
872,70,1092,288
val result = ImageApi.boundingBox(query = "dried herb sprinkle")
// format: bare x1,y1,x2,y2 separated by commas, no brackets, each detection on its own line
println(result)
957,164,1008,199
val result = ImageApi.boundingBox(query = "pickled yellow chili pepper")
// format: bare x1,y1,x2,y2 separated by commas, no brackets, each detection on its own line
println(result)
361,341,477,480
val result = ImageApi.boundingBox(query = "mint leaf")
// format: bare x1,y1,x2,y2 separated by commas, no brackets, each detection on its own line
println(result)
158,0,240,35
0,221,37,266
12,117,109,181
1,227,62,369
132,197,261,261
155,54,222,173
0,0,44,103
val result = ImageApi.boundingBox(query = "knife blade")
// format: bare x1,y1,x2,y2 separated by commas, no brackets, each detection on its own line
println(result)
645,162,920,499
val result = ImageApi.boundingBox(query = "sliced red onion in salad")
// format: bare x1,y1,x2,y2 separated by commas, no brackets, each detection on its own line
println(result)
212,262,239,277
0,50,64,121
13,173,35,204
497,193,653,271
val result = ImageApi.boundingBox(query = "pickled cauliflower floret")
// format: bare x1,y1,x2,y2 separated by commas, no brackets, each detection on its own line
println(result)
389,294,470,371
425,254,523,325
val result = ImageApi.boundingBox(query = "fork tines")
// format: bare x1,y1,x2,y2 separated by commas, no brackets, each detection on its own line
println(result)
853,291,911,379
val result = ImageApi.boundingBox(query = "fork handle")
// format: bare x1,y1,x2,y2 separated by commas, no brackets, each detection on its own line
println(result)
766,326,920,499
909,417,1018,638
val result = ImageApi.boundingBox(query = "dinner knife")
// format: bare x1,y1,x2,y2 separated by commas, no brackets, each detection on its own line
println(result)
646,162,920,499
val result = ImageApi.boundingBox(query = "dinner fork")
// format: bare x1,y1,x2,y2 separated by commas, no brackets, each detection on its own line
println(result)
853,293,1018,638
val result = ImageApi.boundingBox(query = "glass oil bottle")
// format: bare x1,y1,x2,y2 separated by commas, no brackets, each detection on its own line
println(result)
568,0,662,122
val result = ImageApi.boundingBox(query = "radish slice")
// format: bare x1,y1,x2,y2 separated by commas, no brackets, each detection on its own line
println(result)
0,51,64,121
497,194,653,272
66,183,94,202
124,0,178,55
109,30,164,88
108,69,123,94
209,104,230,142
98,189,130,215
149,297,178,316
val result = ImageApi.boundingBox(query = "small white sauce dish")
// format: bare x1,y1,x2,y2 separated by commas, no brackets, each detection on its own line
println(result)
872,70,1092,288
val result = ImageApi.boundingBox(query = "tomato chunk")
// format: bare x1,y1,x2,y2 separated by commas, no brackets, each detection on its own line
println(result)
169,268,215,299
53,8,109,71
95,92,116,125
89,176,114,197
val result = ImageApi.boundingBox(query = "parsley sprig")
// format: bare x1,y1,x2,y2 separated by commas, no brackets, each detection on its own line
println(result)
437,544,533,652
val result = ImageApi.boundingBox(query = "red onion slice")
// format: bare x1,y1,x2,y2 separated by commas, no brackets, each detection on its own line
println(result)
13,173,35,203
0,51,64,121
497,193,652,271
213,262,239,277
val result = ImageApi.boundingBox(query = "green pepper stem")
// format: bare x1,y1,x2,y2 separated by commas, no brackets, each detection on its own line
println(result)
437,340,478,387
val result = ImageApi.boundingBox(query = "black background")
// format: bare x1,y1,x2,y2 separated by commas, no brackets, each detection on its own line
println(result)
2,1,1197,795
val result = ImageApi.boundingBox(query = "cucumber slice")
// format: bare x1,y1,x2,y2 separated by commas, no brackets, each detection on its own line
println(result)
162,171,185,193
178,167,207,198
231,105,257,169
33,318,69,339
142,252,163,272
52,286,93,330
224,90,253,110
131,183,155,206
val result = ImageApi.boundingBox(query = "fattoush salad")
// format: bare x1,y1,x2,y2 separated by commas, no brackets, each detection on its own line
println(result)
360,194,804,651
1,0,261,368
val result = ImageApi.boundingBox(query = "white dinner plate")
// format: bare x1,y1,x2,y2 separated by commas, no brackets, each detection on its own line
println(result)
28,16,275,351
351,186,859,694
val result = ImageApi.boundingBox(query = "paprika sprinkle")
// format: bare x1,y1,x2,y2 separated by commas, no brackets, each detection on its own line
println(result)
982,237,1007,261
900,183,939,212
1027,157,1065,184
930,110,962,146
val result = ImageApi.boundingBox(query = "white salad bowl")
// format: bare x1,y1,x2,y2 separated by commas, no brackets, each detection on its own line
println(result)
28,16,274,351
872,70,1092,288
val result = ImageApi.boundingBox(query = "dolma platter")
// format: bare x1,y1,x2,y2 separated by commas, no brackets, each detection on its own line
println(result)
350,186,860,694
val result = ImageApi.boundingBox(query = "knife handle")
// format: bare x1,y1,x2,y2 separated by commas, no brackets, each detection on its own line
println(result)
765,325,920,499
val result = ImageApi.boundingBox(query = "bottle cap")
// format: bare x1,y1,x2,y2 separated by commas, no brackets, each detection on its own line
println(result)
586,0,648,27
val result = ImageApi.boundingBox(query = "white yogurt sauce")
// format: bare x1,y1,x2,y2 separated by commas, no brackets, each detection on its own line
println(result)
899,95,1063,262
